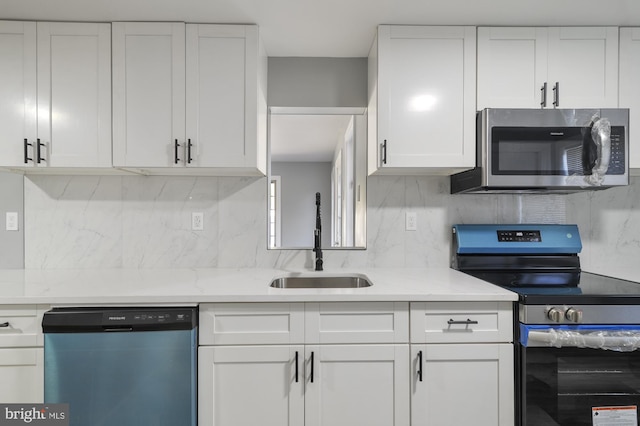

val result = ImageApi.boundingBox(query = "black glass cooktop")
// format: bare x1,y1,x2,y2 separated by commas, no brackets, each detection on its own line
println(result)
467,271,640,305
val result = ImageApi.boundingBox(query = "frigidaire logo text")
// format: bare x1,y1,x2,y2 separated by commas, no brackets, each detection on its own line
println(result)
108,316,126,321
2,406,67,425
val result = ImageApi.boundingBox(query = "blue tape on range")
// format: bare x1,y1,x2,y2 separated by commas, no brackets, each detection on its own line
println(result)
520,324,640,346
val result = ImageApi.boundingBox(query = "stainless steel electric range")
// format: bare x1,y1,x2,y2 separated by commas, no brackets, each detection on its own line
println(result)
452,224,640,426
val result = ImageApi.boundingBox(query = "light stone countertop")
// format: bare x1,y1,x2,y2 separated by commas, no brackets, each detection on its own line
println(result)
0,267,518,305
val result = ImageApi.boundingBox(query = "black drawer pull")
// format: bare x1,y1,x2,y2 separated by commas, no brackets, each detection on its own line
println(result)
310,351,314,383
447,319,478,325
24,139,33,164
295,351,299,383
37,139,45,163
174,139,181,164
0,322,9,328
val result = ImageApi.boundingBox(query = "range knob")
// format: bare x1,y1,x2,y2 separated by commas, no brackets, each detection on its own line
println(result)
565,307,583,323
547,307,564,323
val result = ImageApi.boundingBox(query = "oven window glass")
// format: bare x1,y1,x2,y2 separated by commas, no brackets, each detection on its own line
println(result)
492,126,588,176
521,346,640,426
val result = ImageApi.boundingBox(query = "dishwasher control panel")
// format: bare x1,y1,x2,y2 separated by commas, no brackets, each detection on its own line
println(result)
43,307,197,332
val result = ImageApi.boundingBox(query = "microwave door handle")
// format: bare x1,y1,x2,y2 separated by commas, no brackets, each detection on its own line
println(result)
585,118,612,186
593,121,611,174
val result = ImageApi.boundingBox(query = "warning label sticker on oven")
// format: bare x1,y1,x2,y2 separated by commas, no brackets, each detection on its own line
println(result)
592,406,637,426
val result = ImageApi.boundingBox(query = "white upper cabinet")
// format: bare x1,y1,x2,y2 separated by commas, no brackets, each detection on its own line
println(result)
619,28,640,170
0,21,112,170
368,26,476,175
0,21,36,168
477,27,619,110
112,23,186,169
186,25,263,170
113,22,267,175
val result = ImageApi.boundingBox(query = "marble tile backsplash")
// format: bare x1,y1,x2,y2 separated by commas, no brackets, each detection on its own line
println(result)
22,175,639,273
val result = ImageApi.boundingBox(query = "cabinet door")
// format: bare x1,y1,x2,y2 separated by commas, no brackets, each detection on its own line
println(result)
0,21,37,167
547,27,618,108
305,344,410,426
112,22,186,168
620,28,640,170
36,22,112,167
411,344,514,426
198,345,304,426
375,25,475,171
186,25,256,168
477,27,548,109
0,348,43,403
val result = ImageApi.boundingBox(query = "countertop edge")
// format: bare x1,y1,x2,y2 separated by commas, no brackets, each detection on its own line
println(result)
0,267,519,305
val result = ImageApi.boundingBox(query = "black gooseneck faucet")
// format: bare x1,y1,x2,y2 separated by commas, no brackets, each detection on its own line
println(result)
314,192,323,271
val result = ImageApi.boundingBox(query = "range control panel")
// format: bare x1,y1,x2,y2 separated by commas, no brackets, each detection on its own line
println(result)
497,230,542,242
453,224,582,255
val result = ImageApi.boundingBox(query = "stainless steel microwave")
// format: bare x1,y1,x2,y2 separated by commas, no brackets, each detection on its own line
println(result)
451,108,630,193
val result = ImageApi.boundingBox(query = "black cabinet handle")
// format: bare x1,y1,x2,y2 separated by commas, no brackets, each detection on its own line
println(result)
37,139,45,163
552,82,559,108
310,351,314,383
540,82,547,108
0,322,9,328
381,140,387,165
174,139,181,164
295,351,299,383
187,139,193,164
417,350,423,382
24,139,33,164
447,318,479,325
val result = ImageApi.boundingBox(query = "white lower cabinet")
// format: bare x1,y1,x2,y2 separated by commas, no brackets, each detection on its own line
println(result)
411,344,514,426
199,301,512,426
410,302,515,426
305,344,409,426
198,345,304,426
0,348,44,403
0,305,49,403
198,302,410,426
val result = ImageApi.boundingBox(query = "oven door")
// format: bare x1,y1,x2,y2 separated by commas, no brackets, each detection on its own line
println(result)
518,325,640,426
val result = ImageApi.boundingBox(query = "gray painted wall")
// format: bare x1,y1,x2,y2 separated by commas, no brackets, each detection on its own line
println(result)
0,171,24,268
272,162,332,248
268,57,367,107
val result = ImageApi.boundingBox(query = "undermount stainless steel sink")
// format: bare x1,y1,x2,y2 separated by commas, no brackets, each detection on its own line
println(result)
269,275,372,289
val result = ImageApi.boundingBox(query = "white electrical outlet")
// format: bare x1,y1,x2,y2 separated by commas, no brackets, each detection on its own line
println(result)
191,212,204,231
5,212,18,231
405,212,417,231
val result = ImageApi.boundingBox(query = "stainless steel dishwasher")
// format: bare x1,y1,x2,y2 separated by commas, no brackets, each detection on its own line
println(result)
42,307,197,426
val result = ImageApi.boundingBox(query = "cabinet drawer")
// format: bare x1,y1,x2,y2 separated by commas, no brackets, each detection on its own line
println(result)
0,347,44,403
305,302,409,344
0,305,48,348
410,302,512,343
199,303,305,345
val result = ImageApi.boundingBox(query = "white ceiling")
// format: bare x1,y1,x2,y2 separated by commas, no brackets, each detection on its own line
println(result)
270,114,353,162
1,0,639,57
